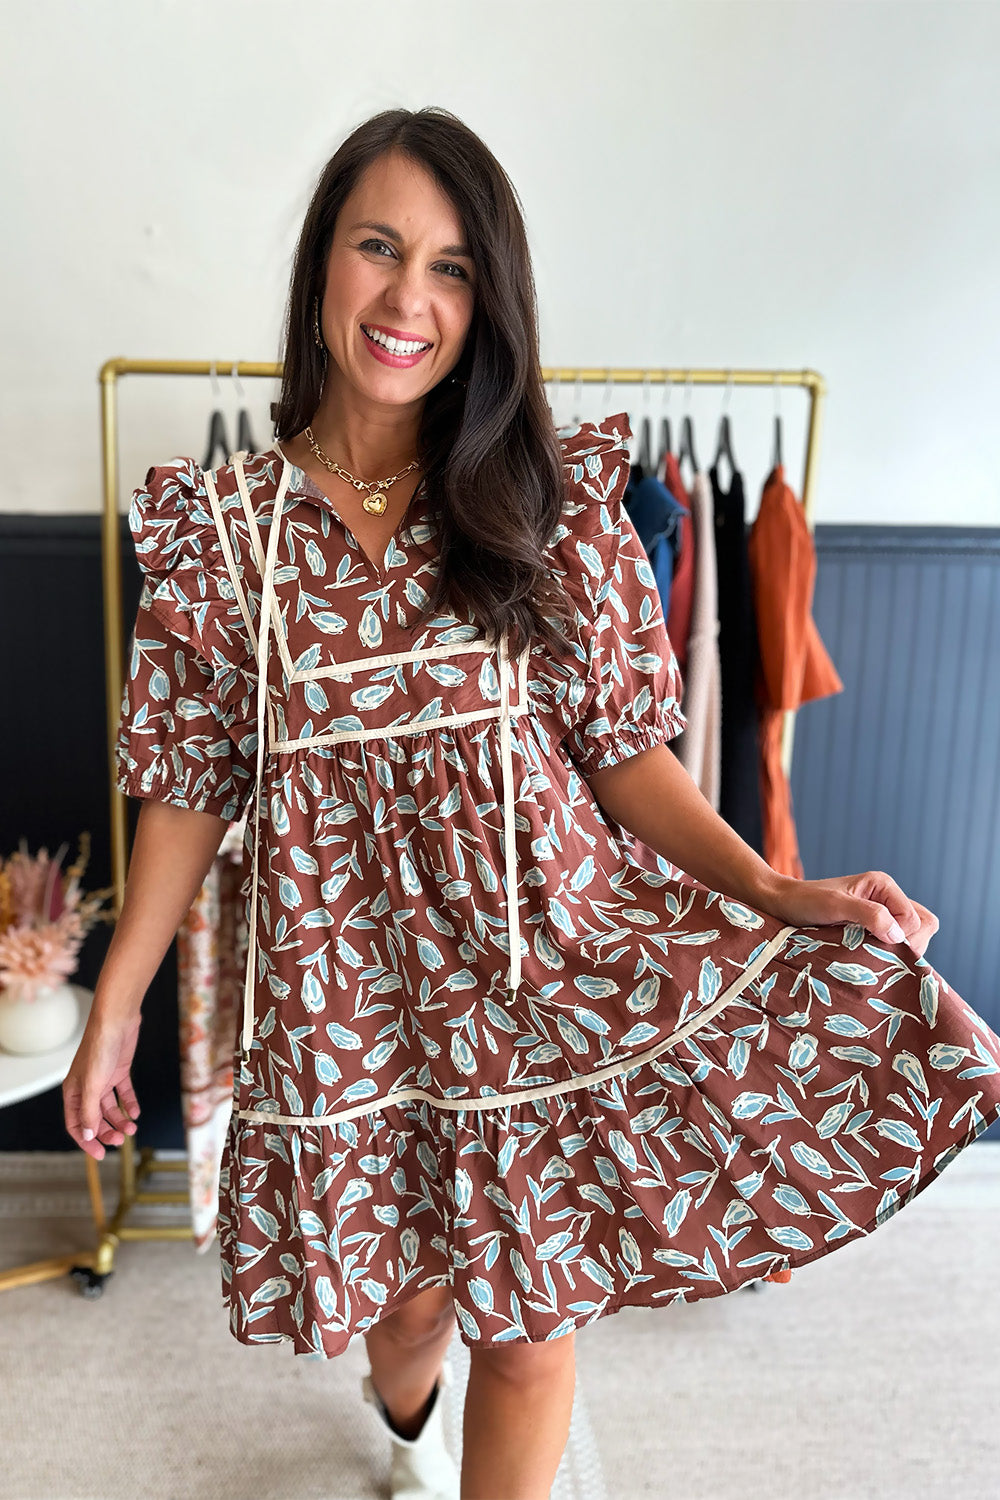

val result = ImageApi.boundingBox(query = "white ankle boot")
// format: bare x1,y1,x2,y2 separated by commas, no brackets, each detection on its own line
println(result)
361,1358,461,1500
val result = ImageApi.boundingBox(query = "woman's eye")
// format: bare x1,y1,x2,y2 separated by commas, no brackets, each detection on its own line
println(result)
359,240,468,281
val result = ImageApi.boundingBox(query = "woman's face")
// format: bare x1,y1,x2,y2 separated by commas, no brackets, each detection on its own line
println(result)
318,150,476,411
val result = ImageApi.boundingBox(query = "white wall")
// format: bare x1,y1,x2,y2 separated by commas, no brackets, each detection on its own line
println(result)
2,0,998,524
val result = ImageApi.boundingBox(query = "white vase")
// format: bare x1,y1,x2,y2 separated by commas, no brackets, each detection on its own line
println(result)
0,980,81,1055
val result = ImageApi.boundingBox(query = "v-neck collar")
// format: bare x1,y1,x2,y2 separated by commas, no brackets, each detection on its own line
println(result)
266,440,429,583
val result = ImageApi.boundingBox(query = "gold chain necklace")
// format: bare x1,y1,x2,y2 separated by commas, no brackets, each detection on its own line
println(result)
304,425,420,517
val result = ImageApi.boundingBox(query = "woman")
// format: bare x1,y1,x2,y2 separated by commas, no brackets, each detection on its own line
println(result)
65,107,1000,1500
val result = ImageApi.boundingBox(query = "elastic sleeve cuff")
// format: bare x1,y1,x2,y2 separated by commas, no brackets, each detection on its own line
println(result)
115,760,249,822
569,701,688,779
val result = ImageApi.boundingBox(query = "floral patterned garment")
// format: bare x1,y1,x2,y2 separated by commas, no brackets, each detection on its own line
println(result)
115,412,1000,1357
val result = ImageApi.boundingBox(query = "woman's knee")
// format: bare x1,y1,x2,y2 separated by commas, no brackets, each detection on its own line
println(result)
471,1330,575,1384
373,1285,456,1345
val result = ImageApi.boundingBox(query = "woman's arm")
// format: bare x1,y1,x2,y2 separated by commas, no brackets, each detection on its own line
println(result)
95,800,231,1022
585,744,786,908
585,744,934,952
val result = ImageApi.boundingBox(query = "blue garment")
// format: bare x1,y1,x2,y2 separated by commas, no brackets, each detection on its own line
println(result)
624,471,689,619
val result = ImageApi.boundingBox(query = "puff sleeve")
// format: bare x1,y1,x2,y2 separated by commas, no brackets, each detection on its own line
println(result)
554,413,688,779
114,458,258,821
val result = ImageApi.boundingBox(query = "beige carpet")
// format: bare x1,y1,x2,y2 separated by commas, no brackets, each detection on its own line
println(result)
1,1143,998,1500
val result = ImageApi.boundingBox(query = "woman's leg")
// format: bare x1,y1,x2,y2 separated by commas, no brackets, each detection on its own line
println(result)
461,1332,576,1500
362,1284,458,1438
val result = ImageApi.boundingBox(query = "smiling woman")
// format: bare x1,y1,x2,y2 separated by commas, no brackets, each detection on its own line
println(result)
270,110,575,665
74,104,1000,1500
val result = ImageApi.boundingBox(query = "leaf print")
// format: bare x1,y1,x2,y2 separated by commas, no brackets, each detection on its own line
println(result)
626,976,661,1013
718,899,766,930
578,1183,615,1214
580,1257,616,1293
536,1232,573,1260
829,1044,881,1066
416,935,445,970
618,1228,642,1273
548,900,578,936
574,975,619,1001
248,1206,281,1242
731,1092,771,1119
290,846,320,875
816,1100,854,1137
270,794,291,836
788,1033,819,1068
573,1006,611,1034
469,1277,495,1313
695,956,723,1009
312,610,348,634
828,962,880,985
248,1275,292,1307
875,1118,922,1151
663,1188,692,1235
767,1226,813,1250
927,1043,969,1070
303,680,329,713
594,1157,621,1188
608,1131,639,1173
892,1051,929,1094
451,1033,477,1075
825,1014,873,1037
789,1141,835,1178
455,1305,481,1342
619,1022,658,1048
919,973,940,1027
352,683,395,710
556,1015,590,1054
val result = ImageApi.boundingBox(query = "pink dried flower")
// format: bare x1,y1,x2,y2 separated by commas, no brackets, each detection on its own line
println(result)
0,836,114,1002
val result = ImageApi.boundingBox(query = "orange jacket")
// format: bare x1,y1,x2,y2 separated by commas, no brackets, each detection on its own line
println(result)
748,464,842,876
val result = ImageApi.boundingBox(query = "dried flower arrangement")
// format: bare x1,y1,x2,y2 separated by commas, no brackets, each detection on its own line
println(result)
0,835,115,1001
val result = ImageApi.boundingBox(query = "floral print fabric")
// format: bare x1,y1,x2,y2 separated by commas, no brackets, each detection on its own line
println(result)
115,413,1000,1357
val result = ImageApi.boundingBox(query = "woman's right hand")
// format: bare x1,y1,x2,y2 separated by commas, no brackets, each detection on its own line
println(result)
62,1007,142,1161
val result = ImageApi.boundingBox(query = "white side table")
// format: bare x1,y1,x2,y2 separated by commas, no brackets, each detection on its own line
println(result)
0,985,108,1294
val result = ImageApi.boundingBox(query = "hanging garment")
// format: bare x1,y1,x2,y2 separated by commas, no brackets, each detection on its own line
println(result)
114,412,1000,1359
710,460,764,856
664,453,695,679
673,473,722,809
624,470,688,620
748,463,843,877
174,815,247,1251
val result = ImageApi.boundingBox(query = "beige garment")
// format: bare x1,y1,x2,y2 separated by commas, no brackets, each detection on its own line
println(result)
674,472,722,808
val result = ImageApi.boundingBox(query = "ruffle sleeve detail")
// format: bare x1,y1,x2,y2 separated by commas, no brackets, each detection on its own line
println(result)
114,457,258,821
551,412,688,779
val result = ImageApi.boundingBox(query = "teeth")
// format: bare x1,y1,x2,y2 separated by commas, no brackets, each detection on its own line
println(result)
362,324,430,355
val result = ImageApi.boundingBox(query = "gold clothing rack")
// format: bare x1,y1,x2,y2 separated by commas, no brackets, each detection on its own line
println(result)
99,359,825,915
66,359,825,1293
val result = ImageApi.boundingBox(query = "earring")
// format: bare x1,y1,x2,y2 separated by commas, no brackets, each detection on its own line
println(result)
313,296,325,351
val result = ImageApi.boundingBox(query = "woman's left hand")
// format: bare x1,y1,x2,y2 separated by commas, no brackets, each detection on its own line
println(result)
760,870,939,959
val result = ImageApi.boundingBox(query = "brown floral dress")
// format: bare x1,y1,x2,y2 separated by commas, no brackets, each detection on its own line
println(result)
115,412,1000,1357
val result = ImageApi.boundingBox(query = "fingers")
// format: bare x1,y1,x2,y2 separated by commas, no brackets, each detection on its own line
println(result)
64,1082,138,1160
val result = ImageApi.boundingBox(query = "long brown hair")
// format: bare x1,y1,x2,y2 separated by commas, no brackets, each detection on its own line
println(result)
271,106,577,659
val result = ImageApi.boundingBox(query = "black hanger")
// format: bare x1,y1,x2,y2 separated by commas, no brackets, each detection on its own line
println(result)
657,416,673,475
632,414,656,477
202,363,232,469
237,407,258,455
713,412,738,484
678,414,700,479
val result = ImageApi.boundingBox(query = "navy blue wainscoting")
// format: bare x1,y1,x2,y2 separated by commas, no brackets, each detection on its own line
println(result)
790,525,1000,1140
